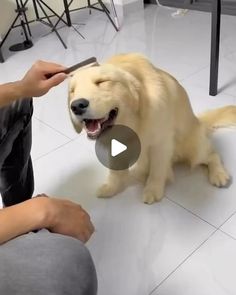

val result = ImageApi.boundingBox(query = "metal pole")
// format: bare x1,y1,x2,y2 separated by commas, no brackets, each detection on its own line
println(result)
209,0,221,96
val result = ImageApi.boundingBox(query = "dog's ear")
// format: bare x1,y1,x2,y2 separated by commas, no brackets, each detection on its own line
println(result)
122,71,140,103
68,77,83,134
113,68,140,111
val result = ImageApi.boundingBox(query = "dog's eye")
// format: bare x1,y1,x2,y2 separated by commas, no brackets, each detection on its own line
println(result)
95,79,109,86
69,87,75,95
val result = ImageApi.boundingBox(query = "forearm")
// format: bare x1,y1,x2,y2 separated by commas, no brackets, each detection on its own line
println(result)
0,61,67,108
0,197,51,245
0,81,26,108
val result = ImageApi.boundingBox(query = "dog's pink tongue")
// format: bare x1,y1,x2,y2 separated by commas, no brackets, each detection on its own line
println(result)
86,120,100,132
85,120,104,138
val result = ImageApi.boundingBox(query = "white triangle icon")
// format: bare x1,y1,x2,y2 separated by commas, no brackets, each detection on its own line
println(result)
111,139,127,157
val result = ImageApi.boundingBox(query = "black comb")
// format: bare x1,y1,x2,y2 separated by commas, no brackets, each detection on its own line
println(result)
46,57,97,79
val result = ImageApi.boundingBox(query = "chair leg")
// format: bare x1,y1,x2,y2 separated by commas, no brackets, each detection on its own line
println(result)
33,0,67,49
63,0,72,26
209,0,221,96
97,0,119,31
109,0,120,30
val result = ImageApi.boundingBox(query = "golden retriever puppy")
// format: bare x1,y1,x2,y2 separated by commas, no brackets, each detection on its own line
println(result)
68,53,236,204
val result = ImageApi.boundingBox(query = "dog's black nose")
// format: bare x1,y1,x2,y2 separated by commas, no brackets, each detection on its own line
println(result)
71,98,89,115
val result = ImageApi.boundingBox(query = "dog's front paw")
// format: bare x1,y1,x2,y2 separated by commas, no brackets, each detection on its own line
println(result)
96,183,118,198
167,167,175,183
142,189,164,205
209,169,231,188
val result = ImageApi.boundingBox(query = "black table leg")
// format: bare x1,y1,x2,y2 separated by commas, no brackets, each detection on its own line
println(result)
63,0,72,26
0,49,4,63
209,0,221,96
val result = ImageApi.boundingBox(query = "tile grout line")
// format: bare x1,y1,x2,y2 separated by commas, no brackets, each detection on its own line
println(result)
218,210,236,228
33,139,74,163
222,47,236,60
180,64,209,83
218,229,236,241
149,199,236,294
220,90,236,98
167,196,236,233
217,210,236,239
166,196,218,229
179,64,236,99
149,228,218,295
180,65,236,99
33,116,75,140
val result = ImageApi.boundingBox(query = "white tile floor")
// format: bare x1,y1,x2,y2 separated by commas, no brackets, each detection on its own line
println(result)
1,4,236,295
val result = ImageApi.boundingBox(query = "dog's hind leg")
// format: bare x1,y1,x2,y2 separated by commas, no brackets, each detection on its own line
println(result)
188,132,231,188
205,151,230,187
182,123,231,188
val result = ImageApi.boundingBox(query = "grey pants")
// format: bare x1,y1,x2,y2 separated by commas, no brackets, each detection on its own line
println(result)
0,230,97,295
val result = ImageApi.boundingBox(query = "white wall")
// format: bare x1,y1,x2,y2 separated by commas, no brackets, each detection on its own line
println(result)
0,0,16,36
0,0,141,37
0,0,90,36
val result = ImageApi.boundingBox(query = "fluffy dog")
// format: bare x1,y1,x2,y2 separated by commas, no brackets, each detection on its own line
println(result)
68,53,236,204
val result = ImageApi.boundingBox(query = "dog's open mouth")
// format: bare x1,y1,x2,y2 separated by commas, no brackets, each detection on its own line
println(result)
83,108,118,139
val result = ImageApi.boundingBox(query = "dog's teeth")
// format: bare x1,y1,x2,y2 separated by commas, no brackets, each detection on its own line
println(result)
100,115,108,124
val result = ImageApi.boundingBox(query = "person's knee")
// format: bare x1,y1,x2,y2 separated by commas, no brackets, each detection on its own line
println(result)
54,234,98,295
40,233,97,295
0,232,97,295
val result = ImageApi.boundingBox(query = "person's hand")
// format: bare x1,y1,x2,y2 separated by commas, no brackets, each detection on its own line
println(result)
19,60,67,97
38,194,95,243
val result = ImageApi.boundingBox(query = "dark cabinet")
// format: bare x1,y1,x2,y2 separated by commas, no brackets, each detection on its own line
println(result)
159,0,236,16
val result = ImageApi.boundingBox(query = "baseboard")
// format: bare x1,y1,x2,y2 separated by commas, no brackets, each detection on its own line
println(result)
123,0,144,16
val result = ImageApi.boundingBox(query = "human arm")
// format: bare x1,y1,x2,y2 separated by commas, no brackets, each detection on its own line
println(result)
0,61,67,108
0,195,94,245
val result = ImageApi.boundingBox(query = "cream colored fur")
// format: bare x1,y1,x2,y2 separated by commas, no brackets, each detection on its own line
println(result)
68,53,236,204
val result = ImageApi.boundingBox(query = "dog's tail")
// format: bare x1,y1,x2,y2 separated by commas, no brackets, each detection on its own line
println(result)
198,105,236,131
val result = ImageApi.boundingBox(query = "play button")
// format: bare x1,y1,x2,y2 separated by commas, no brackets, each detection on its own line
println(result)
95,125,141,170
111,139,127,157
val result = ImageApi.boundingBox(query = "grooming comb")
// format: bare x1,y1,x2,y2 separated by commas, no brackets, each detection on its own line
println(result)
46,57,98,79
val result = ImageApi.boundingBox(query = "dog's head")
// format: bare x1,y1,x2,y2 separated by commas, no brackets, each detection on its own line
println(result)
68,64,140,139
